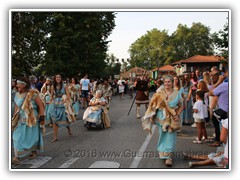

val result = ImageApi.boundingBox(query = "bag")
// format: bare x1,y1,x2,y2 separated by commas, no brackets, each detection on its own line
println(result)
12,92,27,130
11,109,20,130
213,108,228,121
101,111,111,128
170,116,181,131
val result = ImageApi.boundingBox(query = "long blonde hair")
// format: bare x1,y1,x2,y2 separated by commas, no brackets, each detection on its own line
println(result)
203,73,211,86
197,80,209,92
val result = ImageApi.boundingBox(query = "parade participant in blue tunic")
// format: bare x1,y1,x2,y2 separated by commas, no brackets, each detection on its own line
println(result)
182,73,193,125
12,77,45,164
40,77,53,126
50,74,74,143
11,79,17,118
68,77,81,118
143,76,183,167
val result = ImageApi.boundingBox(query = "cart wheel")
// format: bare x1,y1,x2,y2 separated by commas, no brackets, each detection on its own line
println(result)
100,123,105,129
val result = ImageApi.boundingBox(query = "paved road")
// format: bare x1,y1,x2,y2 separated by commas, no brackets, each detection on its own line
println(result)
11,93,220,169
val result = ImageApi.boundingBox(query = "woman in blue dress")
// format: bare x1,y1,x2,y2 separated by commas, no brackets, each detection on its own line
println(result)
173,75,184,128
41,77,53,126
181,73,193,125
148,76,183,167
12,77,45,164
50,74,72,143
68,77,81,118
11,79,17,118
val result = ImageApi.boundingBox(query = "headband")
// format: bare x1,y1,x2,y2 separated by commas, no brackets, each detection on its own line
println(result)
17,80,27,85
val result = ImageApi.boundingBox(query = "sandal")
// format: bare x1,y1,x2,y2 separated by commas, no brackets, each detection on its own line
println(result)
165,158,172,167
29,151,37,159
193,139,202,144
12,157,20,165
182,152,189,160
51,138,58,143
208,141,220,147
204,139,213,143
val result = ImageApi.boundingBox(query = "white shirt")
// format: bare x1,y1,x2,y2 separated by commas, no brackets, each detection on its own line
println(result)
80,78,90,91
221,118,228,159
193,100,205,119
117,79,125,86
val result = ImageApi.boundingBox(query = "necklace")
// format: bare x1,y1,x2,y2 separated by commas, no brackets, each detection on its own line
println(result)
164,89,174,100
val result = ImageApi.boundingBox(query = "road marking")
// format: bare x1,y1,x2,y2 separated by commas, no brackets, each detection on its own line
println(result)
58,157,80,168
129,125,156,168
15,156,52,168
89,161,120,168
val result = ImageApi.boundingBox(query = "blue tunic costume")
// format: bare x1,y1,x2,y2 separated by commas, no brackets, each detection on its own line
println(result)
51,84,70,127
68,84,81,117
181,82,193,124
155,90,182,159
13,92,44,158
42,85,53,125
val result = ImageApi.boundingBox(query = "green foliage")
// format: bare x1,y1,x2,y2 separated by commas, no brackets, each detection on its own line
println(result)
129,22,216,68
12,12,52,77
212,21,229,61
11,12,116,78
103,53,121,78
129,28,170,70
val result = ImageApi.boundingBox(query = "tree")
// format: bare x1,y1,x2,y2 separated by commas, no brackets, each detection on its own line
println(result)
128,28,170,69
12,12,52,77
43,12,116,78
171,22,214,61
11,12,116,78
103,53,121,78
212,21,229,61
128,22,215,68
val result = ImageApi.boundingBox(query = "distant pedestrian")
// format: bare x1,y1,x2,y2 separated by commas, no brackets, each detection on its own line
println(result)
117,77,125,99
36,76,45,92
80,74,91,109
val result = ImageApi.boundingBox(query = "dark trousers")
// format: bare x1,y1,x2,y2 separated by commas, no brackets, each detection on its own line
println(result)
212,115,220,142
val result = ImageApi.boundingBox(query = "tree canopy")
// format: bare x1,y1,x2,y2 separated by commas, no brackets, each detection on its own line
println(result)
128,22,219,69
11,12,116,78
212,22,229,61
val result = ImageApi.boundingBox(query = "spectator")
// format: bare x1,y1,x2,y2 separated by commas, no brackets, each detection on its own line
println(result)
195,69,203,81
80,74,91,109
192,91,208,144
208,65,229,147
36,76,45,92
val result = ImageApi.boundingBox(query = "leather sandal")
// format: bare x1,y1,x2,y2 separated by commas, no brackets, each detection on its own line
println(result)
28,151,37,160
208,141,220,147
12,157,20,165
165,158,172,167
51,138,58,143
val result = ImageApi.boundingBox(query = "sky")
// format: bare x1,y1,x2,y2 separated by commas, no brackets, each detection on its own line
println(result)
107,11,229,60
